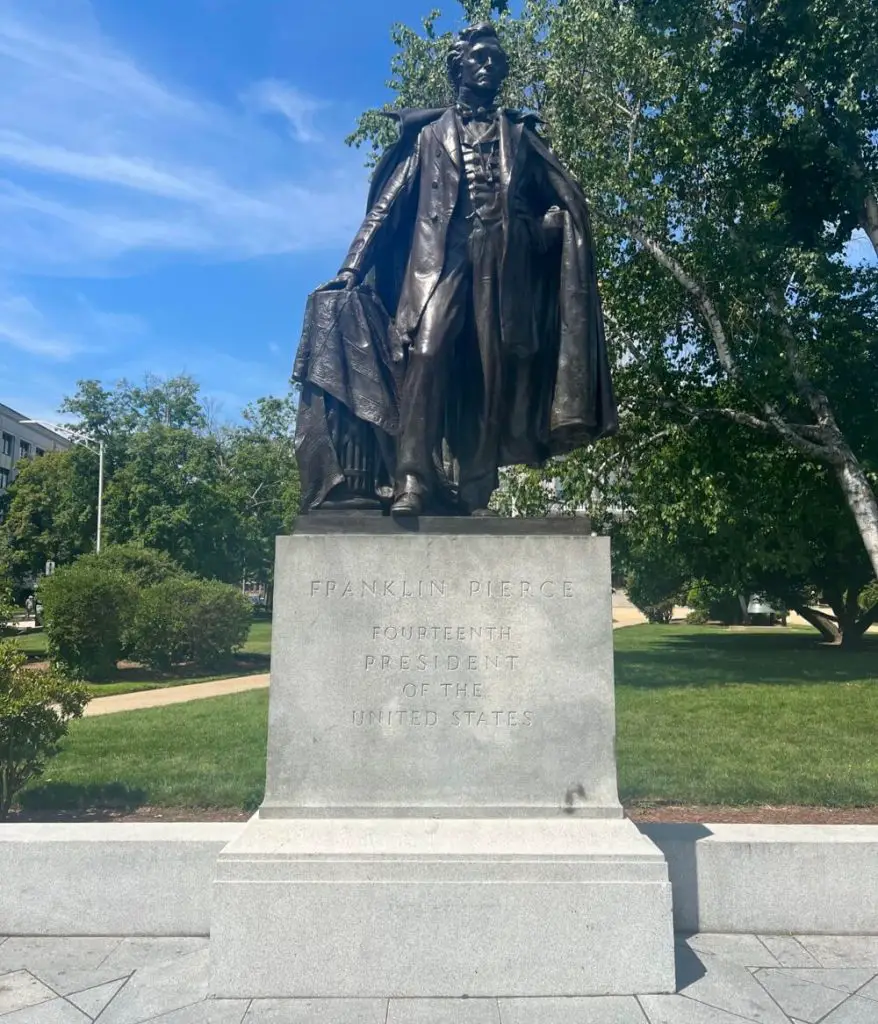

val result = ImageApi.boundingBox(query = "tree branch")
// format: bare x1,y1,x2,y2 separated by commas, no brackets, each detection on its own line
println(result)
790,603,841,644
628,224,736,374
626,106,640,169
855,600,878,636
862,193,878,258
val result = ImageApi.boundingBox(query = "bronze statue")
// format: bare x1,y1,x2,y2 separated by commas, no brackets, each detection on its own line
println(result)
293,22,618,516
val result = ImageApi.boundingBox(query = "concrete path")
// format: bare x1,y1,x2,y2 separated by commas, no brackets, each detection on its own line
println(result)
1,932,876,1022
84,674,269,717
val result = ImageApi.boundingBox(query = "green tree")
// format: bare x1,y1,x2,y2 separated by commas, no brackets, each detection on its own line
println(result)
224,394,300,590
104,425,241,581
1,448,99,579
61,373,206,441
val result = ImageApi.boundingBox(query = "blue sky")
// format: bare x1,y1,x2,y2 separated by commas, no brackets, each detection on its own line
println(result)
0,0,469,424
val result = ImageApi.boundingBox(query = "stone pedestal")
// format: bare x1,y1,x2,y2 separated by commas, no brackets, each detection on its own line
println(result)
211,517,675,997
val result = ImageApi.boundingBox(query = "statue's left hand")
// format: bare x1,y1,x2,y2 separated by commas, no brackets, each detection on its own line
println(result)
319,269,360,292
542,207,564,251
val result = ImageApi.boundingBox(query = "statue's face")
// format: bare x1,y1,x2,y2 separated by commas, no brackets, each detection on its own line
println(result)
459,38,508,96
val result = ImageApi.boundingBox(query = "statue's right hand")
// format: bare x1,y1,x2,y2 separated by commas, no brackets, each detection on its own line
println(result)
320,269,360,292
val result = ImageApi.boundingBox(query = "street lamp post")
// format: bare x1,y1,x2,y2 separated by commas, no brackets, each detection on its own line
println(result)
20,420,105,554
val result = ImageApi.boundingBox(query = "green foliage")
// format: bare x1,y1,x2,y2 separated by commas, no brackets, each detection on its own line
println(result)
39,562,137,680
625,568,682,625
0,576,16,636
129,578,252,671
61,373,206,445
104,425,241,581
0,639,89,818
82,544,190,589
224,394,300,586
59,377,300,586
860,580,878,611
686,581,744,627
2,448,99,580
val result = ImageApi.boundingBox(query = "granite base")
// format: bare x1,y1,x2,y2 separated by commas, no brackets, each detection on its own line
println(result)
210,816,676,997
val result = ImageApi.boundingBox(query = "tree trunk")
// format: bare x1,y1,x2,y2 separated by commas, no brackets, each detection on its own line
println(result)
790,603,841,644
863,194,878,258
835,455,878,581
852,601,878,640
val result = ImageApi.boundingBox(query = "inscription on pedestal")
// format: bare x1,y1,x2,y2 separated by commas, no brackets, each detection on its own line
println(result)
308,577,573,731
264,531,621,815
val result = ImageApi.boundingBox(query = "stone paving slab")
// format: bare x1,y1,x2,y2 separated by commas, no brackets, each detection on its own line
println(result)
0,998,89,1023
757,938,821,969
500,996,648,1022
0,973,57,1016
754,969,849,1022
0,939,126,997
1,934,877,1023
386,1000,500,1023
244,1001,386,1023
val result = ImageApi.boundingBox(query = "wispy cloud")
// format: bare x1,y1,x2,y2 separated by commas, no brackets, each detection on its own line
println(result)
0,282,146,362
0,292,81,360
244,81,327,143
0,0,365,274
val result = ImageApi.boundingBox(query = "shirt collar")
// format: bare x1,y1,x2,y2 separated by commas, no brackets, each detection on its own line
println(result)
455,100,499,123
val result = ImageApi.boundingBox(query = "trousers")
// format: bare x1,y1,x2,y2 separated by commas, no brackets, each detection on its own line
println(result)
396,215,506,511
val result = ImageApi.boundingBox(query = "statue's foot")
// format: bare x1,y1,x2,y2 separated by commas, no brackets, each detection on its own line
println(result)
391,474,425,517
470,507,499,518
391,490,423,517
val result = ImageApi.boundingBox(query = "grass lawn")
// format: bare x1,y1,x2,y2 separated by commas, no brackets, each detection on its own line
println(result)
615,626,878,807
11,629,48,656
11,619,271,698
17,691,269,814
14,624,878,815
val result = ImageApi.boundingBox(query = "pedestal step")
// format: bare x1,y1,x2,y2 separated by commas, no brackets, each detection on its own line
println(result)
210,816,676,998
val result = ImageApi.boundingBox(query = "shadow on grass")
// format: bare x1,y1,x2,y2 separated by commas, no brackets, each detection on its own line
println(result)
16,781,148,818
85,652,271,690
616,628,878,690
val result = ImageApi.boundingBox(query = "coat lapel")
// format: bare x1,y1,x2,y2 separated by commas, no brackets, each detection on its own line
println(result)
431,108,461,170
499,111,524,191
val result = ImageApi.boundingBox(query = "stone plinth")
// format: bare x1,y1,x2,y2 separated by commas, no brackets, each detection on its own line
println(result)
211,517,675,996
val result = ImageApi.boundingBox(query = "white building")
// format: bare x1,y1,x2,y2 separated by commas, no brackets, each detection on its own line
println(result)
0,403,70,494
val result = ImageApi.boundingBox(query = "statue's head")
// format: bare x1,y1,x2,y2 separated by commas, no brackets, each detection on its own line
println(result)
447,23,509,100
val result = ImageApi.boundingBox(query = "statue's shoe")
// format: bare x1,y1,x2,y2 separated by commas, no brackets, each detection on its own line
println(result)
391,490,423,517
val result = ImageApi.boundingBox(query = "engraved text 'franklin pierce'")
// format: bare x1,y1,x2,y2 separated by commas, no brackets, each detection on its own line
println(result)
309,579,575,598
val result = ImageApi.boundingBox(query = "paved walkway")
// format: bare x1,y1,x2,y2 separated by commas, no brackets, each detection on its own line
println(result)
1,932,876,1022
83,675,269,717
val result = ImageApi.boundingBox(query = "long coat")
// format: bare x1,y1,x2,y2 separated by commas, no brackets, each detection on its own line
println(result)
339,106,618,465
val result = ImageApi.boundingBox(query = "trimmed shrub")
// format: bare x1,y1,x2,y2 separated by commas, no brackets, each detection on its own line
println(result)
74,545,190,589
130,578,252,671
685,581,744,626
39,563,137,679
0,639,89,818
187,580,253,667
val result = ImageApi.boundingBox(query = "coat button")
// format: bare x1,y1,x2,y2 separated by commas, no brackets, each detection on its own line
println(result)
432,181,439,189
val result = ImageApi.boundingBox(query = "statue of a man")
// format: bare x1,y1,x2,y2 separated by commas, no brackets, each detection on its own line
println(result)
294,22,617,516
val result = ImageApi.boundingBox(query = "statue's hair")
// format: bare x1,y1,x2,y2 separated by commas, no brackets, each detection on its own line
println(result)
446,22,508,92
